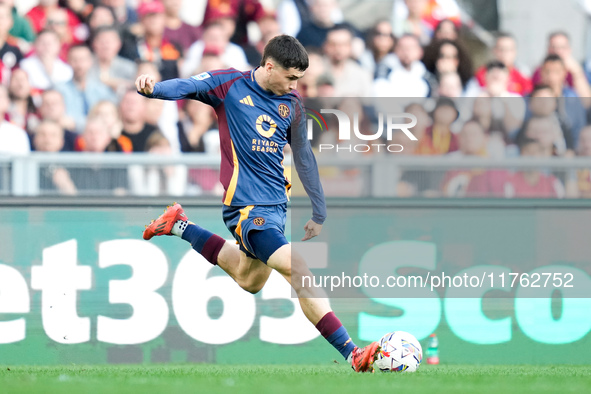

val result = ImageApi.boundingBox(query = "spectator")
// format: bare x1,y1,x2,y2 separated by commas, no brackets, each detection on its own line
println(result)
20,29,73,90
575,126,591,198
475,33,532,96
132,1,181,81
7,68,40,133
56,44,116,133
323,25,372,97
404,102,433,153
37,89,77,149
119,90,158,152
532,31,591,102
88,100,131,152
479,61,527,142
202,0,265,46
316,73,335,97
26,0,81,35
442,120,507,197
33,120,77,195
0,4,22,68
44,6,86,61
277,0,343,38
101,0,138,26
243,12,281,68
33,119,65,152
417,97,459,154
359,20,398,80
372,34,434,97
448,120,488,158
298,47,326,97
86,5,137,61
0,84,29,155
2,0,35,46
521,84,575,152
181,21,249,78
471,97,511,158
431,18,459,41
392,0,461,38
438,71,463,97
296,0,342,48
519,116,570,157
73,118,108,154
392,0,433,45
179,99,219,153
539,55,587,146
64,0,93,21
70,116,128,195
423,39,478,96
128,131,187,196
481,61,520,98
89,26,137,95
162,0,201,51
504,137,565,198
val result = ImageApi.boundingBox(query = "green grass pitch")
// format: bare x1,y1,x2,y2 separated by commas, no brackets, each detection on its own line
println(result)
1,364,590,394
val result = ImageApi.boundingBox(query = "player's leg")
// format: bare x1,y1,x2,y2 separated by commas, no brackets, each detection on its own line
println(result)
143,203,272,293
265,241,379,372
218,247,272,294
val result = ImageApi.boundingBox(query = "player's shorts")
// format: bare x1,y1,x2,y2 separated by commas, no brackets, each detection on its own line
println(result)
222,203,288,261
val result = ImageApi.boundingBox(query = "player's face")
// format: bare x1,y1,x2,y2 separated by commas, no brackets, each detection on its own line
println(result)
267,63,305,96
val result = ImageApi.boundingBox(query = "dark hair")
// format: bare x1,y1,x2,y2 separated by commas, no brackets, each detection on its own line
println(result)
91,25,122,43
548,31,570,43
68,43,92,53
495,31,515,41
486,60,507,72
431,97,459,120
463,118,485,133
518,136,540,152
434,18,460,37
36,29,60,41
327,23,355,40
423,39,473,88
543,54,565,67
86,4,117,27
366,20,396,60
261,35,308,71
530,83,553,96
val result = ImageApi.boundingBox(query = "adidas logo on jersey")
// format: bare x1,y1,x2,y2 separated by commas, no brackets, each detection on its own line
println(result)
240,95,254,106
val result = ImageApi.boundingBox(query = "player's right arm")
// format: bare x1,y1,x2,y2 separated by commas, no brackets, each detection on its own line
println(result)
135,70,233,105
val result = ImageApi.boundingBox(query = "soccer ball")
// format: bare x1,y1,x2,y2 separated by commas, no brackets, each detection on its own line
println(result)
373,331,423,373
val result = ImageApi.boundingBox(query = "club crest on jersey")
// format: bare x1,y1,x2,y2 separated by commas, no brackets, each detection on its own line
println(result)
256,114,277,138
253,217,265,226
278,104,290,118
191,72,211,81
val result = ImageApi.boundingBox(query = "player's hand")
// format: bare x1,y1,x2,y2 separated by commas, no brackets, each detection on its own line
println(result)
136,74,156,95
301,219,322,241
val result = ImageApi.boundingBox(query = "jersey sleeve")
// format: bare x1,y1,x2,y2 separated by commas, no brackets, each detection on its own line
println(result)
288,95,327,224
140,69,242,107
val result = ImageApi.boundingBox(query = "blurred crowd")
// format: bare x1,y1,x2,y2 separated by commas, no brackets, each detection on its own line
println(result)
0,0,590,198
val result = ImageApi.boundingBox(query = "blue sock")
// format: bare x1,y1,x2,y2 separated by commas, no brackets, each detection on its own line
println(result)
181,224,213,252
326,326,357,359
316,312,357,360
181,224,226,266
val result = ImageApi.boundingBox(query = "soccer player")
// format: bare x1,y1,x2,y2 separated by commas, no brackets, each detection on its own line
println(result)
136,35,379,372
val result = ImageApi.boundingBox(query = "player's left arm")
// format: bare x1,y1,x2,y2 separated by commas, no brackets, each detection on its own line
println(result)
288,98,327,241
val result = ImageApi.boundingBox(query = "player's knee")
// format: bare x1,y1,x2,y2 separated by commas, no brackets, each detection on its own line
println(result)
240,280,264,294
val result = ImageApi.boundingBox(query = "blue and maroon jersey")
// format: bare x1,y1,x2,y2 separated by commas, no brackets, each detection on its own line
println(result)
143,68,326,224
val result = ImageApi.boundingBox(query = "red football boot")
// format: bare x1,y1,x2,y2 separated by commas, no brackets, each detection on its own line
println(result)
143,203,187,240
351,342,380,372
